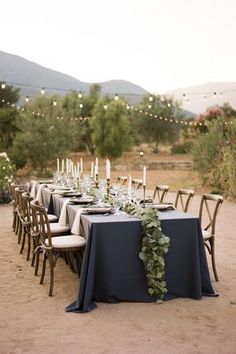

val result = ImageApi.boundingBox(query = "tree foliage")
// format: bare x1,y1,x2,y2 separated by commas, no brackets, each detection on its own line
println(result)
10,97,73,174
191,119,236,200
91,98,132,158
131,95,182,150
0,82,20,151
61,84,101,153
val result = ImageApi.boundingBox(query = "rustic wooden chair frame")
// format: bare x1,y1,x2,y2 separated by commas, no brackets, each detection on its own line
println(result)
116,176,128,185
31,201,85,296
132,178,143,190
153,184,169,203
199,193,223,281
175,188,195,212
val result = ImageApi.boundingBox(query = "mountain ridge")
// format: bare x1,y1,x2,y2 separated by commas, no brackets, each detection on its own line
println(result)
1,50,235,114
0,51,148,104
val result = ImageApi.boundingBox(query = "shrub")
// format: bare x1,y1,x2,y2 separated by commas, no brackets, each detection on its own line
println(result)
191,120,236,200
171,141,193,154
0,152,15,203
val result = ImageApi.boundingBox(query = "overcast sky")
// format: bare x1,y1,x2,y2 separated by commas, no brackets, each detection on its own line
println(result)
1,0,236,93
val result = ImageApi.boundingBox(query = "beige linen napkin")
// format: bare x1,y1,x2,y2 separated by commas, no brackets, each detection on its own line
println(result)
30,180,37,199
35,184,46,203
71,208,85,235
58,198,70,226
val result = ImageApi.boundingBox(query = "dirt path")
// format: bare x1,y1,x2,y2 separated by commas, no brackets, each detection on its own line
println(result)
0,194,236,354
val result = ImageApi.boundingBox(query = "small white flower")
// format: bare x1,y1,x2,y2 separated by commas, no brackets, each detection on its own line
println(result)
0,152,10,161
2,166,6,170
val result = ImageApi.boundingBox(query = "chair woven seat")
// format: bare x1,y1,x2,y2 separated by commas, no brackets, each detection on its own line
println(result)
45,235,86,249
47,214,58,222
49,223,70,234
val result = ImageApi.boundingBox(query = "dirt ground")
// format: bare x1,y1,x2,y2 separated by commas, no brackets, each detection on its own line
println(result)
0,186,236,353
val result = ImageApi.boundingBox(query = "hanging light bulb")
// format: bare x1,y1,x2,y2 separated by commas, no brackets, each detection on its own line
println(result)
213,91,217,98
114,94,119,101
203,96,207,101
1,82,6,89
78,91,83,99
53,99,57,106
219,92,223,97
79,103,83,109
182,93,186,100
25,96,29,103
149,95,153,102
41,87,45,95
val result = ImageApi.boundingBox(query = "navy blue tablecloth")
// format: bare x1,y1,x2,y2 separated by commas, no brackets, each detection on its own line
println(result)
64,208,216,313
42,189,216,312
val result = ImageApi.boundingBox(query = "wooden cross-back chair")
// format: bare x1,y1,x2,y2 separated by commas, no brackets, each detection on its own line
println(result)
14,186,26,244
199,193,223,281
31,200,86,296
116,176,128,185
175,189,195,212
20,192,34,262
132,178,143,190
153,184,169,203
10,182,20,232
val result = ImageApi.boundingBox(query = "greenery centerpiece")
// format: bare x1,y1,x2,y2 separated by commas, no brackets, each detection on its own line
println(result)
123,203,170,301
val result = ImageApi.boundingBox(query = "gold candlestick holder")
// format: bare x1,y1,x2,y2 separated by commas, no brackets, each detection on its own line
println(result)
143,185,146,208
95,174,99,188
106,178,110,199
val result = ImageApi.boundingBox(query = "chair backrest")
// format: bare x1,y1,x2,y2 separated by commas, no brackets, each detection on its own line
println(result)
21,192,33,222
116,176,128,185
31,200,52,248
10,182,20,202
132,178,143,190
15,187,25,216
199,193,223,236
175,188,195,212
153,184,169,203
7,179,14,200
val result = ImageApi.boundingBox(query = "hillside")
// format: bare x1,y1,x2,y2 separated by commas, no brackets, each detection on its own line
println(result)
168,82,236,114
0,51,148,104
1,51,235,114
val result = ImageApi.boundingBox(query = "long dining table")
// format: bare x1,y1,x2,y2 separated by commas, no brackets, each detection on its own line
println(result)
40,186,216,313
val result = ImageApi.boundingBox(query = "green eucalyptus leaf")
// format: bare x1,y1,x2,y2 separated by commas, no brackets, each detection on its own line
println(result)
125,203,170,300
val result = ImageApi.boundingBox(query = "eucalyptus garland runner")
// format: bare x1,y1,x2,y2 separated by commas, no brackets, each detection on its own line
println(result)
123,203,170,301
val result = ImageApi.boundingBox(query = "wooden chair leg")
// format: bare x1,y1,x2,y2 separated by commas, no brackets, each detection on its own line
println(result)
31,238,37,267
20,228,26,254
40,257,47,285
12,211,17,231
15,217,19,235
34,247,40,276
211,241,219,281
48,252,54,296
26,229,31,261
17,222,22,244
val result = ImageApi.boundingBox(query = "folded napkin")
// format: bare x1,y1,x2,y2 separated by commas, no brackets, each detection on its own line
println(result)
58,198,70,226
71,208,85,235
35,184,46,203
30,180,37,199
